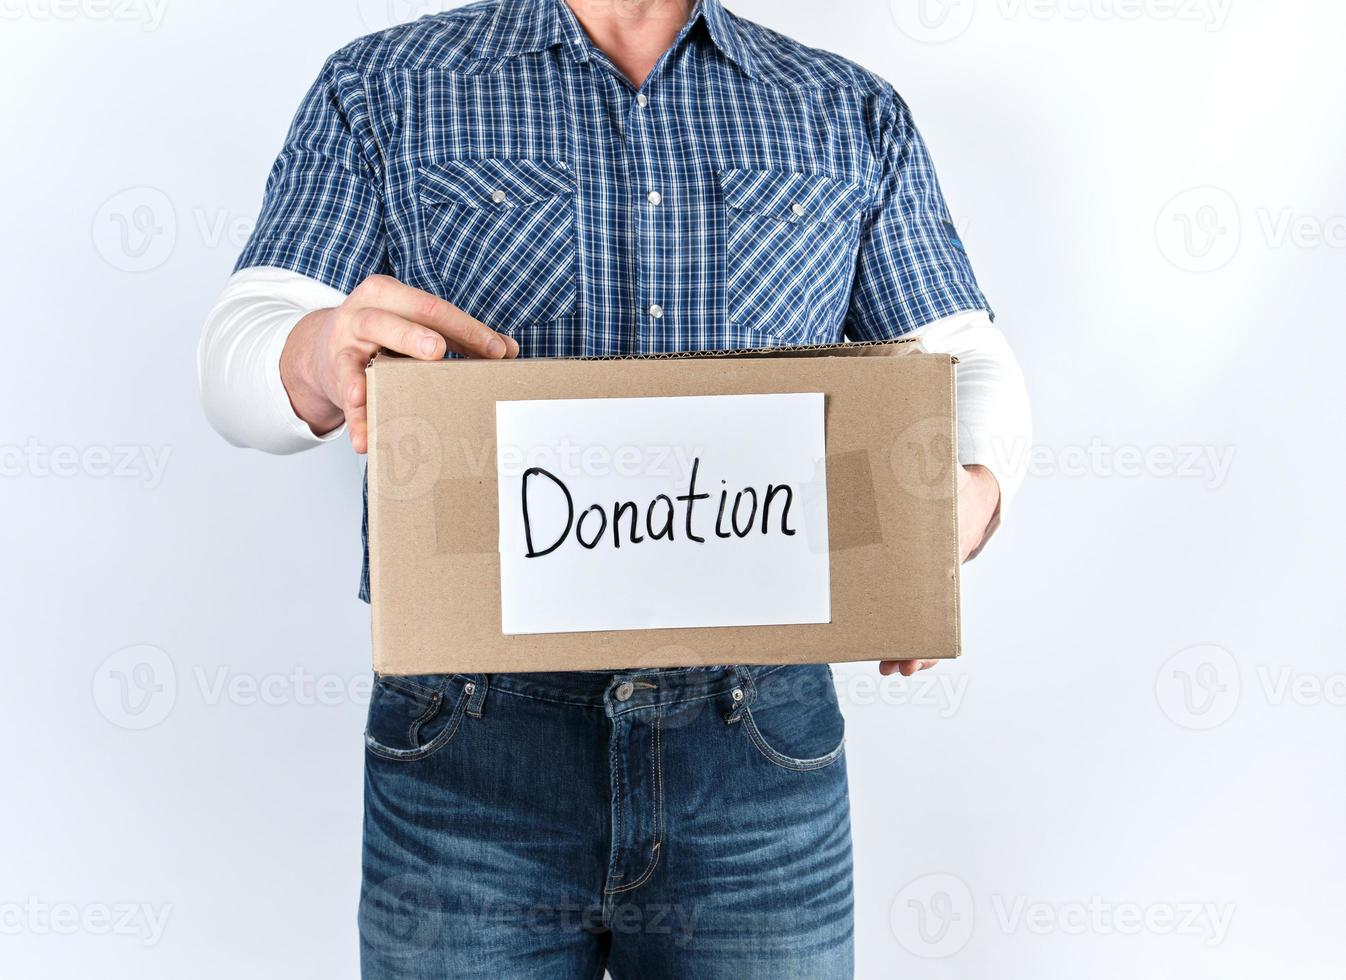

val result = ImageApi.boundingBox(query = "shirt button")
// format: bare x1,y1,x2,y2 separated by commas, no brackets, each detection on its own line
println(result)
648,304,664,319
636,93,649,108
491,189,508,204
791,202,806,217
615,681,635,701
647,191,663,206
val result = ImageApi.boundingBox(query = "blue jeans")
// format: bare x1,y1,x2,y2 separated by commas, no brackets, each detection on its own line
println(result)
359,663,853,979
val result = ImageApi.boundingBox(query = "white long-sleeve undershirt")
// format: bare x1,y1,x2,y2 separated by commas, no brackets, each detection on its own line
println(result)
198,267,1031,507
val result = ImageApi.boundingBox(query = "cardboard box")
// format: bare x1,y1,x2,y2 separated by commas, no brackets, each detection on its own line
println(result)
366,340,960,674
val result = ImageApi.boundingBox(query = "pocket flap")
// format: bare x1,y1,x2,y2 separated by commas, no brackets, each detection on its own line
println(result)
718,168,865,223
418,159,574,208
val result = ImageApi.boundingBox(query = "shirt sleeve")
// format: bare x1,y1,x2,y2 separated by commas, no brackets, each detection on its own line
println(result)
845,92,992,341
234,53,389,292
907,309,1031,509
198,267,350,454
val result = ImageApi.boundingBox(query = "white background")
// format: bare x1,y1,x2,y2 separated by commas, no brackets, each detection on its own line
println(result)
2,0,1343,977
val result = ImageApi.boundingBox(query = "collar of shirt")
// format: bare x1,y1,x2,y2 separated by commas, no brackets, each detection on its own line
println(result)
473,0,758,79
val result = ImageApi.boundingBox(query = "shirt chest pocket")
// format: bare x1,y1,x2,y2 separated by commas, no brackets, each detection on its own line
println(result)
416,159,578,332
719,169,866,345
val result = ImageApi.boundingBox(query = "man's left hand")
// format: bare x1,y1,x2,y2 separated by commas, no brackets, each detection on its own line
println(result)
879,464,1001,677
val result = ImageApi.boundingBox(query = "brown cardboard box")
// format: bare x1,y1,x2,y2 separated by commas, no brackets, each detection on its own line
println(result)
366,340,960,674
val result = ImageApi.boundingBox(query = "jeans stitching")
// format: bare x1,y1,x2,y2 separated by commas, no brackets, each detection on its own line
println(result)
605,712,663,896
741,705,846,772
490,684,735,713
488,686,613,709
365,686,470,762
610,689,728,717
406,691,444,747
610,722,623,878
377,675,442,699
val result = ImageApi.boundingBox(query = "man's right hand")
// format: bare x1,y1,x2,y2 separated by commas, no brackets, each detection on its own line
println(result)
279,274,519,453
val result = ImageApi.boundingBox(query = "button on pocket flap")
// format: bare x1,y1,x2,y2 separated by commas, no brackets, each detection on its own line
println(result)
718,169,865,224
417,159,579,331
417,159,574,209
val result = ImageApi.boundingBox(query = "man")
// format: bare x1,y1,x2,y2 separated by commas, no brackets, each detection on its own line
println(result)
199,0,1030,975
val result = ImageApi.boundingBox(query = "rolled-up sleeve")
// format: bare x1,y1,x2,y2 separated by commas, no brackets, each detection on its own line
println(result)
235,53,388,292
846,92,992,340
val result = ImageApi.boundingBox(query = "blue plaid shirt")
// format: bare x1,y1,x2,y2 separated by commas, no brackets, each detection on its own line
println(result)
236,0,991,599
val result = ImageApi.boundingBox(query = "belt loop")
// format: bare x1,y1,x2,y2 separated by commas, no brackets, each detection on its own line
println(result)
464,674,490,718
725,665,754,724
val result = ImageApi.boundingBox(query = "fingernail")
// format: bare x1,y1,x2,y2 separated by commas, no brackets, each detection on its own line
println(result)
419,336,438,357
349,383,361,403
487,337,506,357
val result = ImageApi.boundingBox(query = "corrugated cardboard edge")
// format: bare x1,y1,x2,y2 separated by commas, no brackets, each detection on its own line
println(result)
946,353,963,658
370,335,929,369
366,360,382,657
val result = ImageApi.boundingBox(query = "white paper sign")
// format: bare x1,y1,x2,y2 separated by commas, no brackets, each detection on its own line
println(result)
495,393,830,635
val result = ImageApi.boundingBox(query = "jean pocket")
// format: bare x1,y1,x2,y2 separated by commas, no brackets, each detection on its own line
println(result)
364,674,470,763
417,159,578,333
719,169,865,346
739,664,846,772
